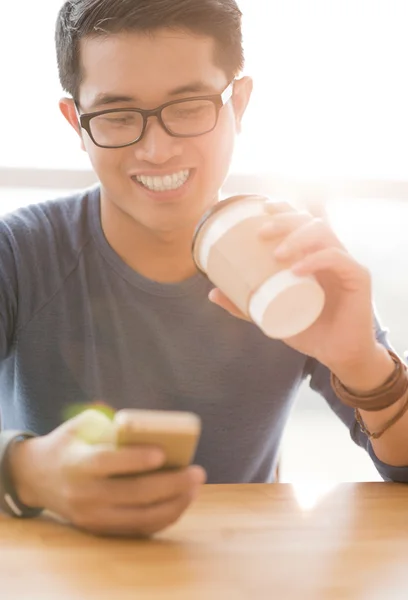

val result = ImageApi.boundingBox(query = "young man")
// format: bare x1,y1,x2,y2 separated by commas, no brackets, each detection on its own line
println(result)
0,0,408,537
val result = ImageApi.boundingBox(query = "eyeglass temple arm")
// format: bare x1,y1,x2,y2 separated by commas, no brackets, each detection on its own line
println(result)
72,101,83,131
221,80,235,105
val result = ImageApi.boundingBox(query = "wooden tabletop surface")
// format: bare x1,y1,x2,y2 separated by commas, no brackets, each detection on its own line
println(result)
2,482,408,600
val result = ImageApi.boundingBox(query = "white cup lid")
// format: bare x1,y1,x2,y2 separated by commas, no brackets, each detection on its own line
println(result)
248,269,325,339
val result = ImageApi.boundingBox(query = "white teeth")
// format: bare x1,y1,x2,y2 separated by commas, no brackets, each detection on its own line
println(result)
135,169,190,191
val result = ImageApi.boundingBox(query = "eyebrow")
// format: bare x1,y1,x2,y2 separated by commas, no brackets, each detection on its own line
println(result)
89,82,218,109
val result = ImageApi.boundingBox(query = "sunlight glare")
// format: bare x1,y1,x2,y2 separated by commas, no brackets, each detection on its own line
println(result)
292,480,339,511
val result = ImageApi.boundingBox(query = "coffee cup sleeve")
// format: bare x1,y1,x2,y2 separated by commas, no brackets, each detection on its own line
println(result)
248,269,325,339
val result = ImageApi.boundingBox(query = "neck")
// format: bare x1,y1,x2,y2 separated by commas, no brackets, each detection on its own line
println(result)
100,196,199,284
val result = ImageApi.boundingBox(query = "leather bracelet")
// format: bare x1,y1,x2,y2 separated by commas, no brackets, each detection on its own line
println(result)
331,350,408,412
355,389,408,439
0,430,44,518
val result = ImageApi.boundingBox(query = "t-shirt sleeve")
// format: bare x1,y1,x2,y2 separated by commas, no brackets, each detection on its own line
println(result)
0,220,18,359
0,196,88,362
305,315,408,482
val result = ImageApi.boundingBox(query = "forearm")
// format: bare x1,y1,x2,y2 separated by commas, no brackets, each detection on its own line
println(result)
330,343,408,467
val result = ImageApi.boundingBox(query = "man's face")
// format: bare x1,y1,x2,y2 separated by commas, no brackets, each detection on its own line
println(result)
66,29,251,235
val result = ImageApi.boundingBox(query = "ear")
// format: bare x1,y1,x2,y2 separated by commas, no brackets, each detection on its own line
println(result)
59,98,87,152
232,76,253,134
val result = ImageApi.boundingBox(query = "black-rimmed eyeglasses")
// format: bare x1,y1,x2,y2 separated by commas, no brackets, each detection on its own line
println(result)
75,81,235,149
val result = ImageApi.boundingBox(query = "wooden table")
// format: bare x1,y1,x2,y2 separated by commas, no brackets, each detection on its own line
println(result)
2,482,408,600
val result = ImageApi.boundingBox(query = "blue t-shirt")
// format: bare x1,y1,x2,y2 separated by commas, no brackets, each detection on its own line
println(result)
0,187,406,483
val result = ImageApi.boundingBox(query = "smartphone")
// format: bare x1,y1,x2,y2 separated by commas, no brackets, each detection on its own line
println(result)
113,409,202,469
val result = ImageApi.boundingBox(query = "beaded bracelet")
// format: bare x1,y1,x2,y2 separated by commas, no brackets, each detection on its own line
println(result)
355,390,408,439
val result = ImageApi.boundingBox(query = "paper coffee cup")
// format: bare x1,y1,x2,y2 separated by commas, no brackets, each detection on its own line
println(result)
192,195,325,339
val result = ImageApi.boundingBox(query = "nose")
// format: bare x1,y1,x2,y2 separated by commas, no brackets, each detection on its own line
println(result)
133,117,183,164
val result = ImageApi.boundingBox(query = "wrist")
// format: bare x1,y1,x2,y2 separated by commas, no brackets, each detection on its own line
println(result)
7,437,44,509
330,344,396,393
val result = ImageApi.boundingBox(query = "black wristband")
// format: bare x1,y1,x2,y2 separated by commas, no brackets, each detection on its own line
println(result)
0,430,44,518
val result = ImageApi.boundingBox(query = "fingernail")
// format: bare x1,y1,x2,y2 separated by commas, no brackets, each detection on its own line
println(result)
149,449,165,466
264,199,292,214
190,466,207,485
264,199,283,211
274,244,288,257
208,290,216,302
259,223,277,237
291,261,305,274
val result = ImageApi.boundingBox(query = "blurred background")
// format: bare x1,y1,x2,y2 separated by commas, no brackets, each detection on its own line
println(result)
2,0,408,484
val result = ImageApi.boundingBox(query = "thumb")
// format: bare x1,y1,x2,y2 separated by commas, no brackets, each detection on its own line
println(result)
208,288,249,321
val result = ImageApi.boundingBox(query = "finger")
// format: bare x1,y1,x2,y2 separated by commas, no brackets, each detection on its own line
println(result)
76,491,198,537
208,288,248,320
263,199,297,215
64,443,165,479
258,211,312,240
273,219,343,263
291,247,371,292
100,465,206,507
131,491,198,537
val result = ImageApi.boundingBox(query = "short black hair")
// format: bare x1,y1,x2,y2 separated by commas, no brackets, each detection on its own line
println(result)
56,0,244,101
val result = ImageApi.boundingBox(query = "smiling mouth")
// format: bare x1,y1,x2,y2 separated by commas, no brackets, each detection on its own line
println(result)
132,169,191,192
